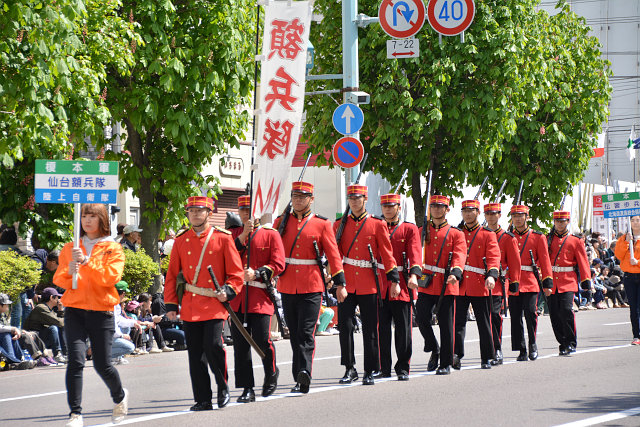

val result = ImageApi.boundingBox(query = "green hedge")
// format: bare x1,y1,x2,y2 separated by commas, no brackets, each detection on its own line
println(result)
121,248,159,296
0,251,41,301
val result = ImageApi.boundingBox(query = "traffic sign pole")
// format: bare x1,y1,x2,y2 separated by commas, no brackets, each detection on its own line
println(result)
343,0,360,184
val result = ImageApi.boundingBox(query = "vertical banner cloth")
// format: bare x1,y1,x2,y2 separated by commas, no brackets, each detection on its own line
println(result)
252,1,312,219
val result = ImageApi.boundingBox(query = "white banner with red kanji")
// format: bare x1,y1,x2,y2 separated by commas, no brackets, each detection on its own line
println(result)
252,0,312,218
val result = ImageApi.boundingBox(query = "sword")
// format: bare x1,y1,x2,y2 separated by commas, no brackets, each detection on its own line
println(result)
207,265,265,359
393,169,409,194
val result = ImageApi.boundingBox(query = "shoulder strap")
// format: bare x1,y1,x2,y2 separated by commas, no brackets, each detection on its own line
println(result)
287,215,314,258
434,225,452,268
466,227,482,256
389,221,403,240
552,234,570,266
345,215,370,258
519,230,531,257
192,227,214,287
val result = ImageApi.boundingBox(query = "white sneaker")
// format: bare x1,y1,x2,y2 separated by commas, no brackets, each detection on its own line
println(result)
65,413,83,427
112,388,128,424
161,346,174,352
148,348,162,354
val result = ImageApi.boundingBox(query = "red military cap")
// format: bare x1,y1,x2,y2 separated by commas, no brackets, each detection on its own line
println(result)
185,196,214,211
238,195,251,208
461,200,480,210
483,203,501,213
553,211,570,220
429,195,450,206
510,205,530,215
347,185,368,197
292,181,314,194
380,193,401,205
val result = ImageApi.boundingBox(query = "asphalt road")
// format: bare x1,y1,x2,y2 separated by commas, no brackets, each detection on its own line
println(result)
1,307,639,427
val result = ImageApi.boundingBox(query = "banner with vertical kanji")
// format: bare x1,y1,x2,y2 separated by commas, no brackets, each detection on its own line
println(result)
252,0,312,218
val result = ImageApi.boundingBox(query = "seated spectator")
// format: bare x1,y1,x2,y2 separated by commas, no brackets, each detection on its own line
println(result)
137,293,173,352
151,292,186,350
33,250,62,297
121,225,142,252
0,294,36,370
23,287,67,363
591,263,608,309
111,298,136,365
124,301,154,354
114,281,144,355
604,267,628,308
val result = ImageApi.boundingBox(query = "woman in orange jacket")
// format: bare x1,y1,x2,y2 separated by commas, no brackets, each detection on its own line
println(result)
54,204,128,427
613,215,640,346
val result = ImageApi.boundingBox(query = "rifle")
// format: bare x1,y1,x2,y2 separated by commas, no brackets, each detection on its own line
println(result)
494,179,508,203
335,153,368,246
529,249,549,306
393,169,409,194
367,244,383,308
421,170,433,246
432,252,453,323
206,265,265,359
509,180,525,233
278,152,313,236
548,182,573,249
312,241,331,304
259,270,285,336
474,176,489,200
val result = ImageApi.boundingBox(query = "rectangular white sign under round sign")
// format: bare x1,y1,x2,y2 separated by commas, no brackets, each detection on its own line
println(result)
387,38,419,59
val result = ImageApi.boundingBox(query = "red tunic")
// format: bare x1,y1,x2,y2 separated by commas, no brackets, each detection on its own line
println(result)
273,211,344,294
512,227,553,293
333,212,397,295
164,226,244,321
420,221,467,297
381,221,422,302
230,226,285,315
494,227,521,296
460,224,501,297
548,231,591,293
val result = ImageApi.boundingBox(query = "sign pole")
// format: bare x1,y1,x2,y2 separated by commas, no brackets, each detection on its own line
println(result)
343,0,359,185
72,202,81,290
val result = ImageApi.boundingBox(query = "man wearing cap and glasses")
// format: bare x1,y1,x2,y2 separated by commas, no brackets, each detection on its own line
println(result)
377,193,422,381
413,195,466,376
332,184,399,386
121,225,142,252
546,210,591,356
24,287,66,363
483,203,521,366
273,182,345,394
164,196,244,411
509,204,553,361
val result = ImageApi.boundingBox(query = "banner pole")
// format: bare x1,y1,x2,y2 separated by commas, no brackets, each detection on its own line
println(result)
72,202,81,289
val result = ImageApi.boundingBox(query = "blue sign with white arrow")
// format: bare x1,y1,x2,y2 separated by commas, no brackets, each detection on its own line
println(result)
332,103,364,136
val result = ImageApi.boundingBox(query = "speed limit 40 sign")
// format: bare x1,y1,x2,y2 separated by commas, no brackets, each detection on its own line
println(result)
427,0,475,36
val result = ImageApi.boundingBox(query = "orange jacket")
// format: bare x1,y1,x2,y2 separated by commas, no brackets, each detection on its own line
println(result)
614,235,640,273
54,238,125,311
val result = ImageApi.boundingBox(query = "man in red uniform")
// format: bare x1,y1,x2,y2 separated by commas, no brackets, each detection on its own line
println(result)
165,196,244,411
546,210,591,356
453,200,501,370
273,182,345,394
412,195,466,375
509,205,553,361
333,185,399,386
483,203,521,365
230,195,285,402
378,193,422,381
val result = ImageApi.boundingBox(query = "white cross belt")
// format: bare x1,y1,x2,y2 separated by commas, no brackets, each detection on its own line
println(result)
285,258,317,265
552,266,574,273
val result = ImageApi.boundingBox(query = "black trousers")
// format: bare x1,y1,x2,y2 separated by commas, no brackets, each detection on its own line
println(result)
548,291,576,350
490,295,504,352
454,295,495,362
416,293,455,368
281,292,321,380
379,298,412,375
183,319,227,404
338,293,379,373
230,312,276,388
64,308,125,415
509,292,539,351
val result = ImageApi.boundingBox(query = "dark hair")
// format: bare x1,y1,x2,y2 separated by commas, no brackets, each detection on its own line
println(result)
47,250,60,263
117,223,126,236
137,293,151,303
80,204,111,237
0,227,17,245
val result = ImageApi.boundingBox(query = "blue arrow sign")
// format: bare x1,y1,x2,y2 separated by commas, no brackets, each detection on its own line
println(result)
332,103,364,136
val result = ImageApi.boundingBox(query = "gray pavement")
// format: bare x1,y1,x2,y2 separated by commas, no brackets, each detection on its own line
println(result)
1,307,639,427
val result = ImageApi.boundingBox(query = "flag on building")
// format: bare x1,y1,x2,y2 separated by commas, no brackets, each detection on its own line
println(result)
252,1,312,219
591,131,605,158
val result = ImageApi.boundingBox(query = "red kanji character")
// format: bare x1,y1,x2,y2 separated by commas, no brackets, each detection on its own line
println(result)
269,19,305,60
264,67,298,112
260,119,295,160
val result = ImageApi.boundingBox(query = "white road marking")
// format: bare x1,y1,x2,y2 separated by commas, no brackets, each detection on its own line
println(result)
603,321,630,326
87,343,633,426
551,406,640,427
0,390,66,403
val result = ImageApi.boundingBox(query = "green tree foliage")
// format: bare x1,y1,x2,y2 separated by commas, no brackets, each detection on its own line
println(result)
102,0,256,286
305,0,611,225
0,250,41,301
121,248,157,296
